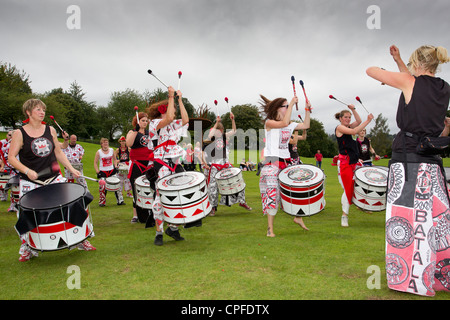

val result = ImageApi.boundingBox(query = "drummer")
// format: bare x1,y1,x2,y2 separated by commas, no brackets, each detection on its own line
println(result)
289,129,307,165
356,129,380,166
147,86,189,246
8,98,96,262
62,134,89,191
259,94,311,236
114,136,133,199
126,112,154,225
202,114,252,216
0,130,19,212
94,137,125,206
335,106,374,227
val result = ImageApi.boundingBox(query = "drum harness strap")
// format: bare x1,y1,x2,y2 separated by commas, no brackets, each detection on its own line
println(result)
262,156,290,170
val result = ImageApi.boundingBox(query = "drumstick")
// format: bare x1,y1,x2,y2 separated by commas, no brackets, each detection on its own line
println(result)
177,71,182,90
291,76,299,111
224,97,231,114
329,95,350,106
147,69,169,89
49,115,64,133
355,96,370,114
214,100,219,116
79,175,101,183
134,106,139,124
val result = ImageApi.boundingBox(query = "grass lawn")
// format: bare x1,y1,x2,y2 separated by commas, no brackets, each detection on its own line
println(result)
0,133,449,302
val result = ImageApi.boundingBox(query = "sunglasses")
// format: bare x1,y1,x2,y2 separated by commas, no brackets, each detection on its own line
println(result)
280,104,289,108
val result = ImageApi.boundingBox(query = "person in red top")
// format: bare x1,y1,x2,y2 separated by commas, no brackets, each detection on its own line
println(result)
314,150,323,168
126,112,153,224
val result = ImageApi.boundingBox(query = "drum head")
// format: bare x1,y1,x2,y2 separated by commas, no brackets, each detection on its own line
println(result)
215,167,241,180
20,183,87,210
16,183,93,236
278,164,324,187
354,166,388,187
135,175,150,186
157,171,205,191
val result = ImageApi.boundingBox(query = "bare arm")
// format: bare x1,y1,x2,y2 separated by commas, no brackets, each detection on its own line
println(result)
266,96,298,130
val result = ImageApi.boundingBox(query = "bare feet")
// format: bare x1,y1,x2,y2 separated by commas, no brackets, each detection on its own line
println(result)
266,227,275,237
293,217,309,231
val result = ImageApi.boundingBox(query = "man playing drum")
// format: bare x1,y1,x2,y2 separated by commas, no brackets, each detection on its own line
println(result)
62,134,89,192
9,99,96,262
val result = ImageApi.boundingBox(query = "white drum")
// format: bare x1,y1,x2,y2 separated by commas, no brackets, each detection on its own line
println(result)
157,171,212,225
135,175,154,209
16,183,94,251
71,162,83,171
105,176,120,192
117,162,129,176
278,164,326,217
0,172,11,190
352,166,388,212
215,167,246,195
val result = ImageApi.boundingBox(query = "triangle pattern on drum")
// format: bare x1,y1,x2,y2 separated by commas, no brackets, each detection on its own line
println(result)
58,237,68,249
192,208,203,216
174,213,186,218
165,195,177,202
183,192,195,199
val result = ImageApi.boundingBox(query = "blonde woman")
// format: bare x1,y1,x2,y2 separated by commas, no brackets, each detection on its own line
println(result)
367,45,450,296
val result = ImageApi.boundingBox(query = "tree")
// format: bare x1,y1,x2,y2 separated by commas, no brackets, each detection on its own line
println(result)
369,113,392,157
297,118,337,158
0,62,33,128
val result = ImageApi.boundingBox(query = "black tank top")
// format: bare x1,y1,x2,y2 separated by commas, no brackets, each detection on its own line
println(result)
19,125,58,181
336,127,359,164
393,75,450,153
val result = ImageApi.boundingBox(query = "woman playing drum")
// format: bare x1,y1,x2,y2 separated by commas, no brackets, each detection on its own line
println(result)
259,94,311,237
148,86,189,246
367,44,450,296
8,98,95,262
126,112,154,224
335,106,373,227
202,114,252,216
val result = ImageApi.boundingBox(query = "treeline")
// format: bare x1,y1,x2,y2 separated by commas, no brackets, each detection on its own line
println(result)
1,61,397,158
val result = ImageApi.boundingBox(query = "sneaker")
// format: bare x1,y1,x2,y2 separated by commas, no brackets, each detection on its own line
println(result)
99,203,105,207
8,204,18,212
154,234,163,246
341,215,349,227
18,248,38,262
239,202,253,211
77,240,96,251
117,201,126,205
131,217,138,223
165,227,185,241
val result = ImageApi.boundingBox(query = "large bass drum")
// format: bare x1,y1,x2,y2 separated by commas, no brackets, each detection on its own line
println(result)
15,183,94,251
352,166,388,212
278,164,326,217
157,171,211,225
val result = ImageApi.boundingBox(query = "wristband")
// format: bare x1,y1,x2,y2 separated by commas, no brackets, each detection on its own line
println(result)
24,168,29,175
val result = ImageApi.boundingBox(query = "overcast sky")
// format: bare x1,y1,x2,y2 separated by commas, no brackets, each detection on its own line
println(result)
1,0,449,134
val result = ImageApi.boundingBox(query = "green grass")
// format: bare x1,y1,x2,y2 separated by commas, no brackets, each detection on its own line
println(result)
0,132,449,300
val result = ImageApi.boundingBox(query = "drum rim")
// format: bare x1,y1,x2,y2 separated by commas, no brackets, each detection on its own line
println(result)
157,171,205,191
19,182,88,211
278,163,325,185
354,166,388,185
